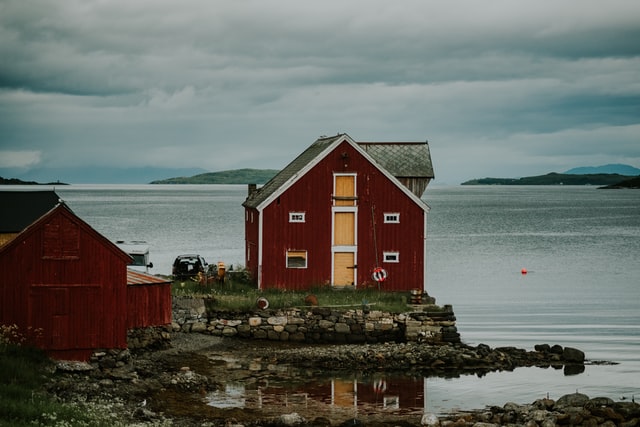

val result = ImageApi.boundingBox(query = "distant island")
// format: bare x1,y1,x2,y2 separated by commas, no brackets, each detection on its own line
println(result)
150,168,279,184
0,177,68,186
598,176,640,189
461,172,637,186
462,164,640,187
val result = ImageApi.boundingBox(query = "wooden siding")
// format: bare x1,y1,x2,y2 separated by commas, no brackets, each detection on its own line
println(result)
257,140,426,291
0,205,131,360
244,208,260,284
127,283,172,329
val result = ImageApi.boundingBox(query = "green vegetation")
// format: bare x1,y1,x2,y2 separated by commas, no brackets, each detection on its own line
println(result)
150,168,279,184
461,172,635,186
171,271,414,313
0,325,121,427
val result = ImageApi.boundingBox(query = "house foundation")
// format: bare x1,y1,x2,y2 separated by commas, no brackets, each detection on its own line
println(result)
171,297,460,344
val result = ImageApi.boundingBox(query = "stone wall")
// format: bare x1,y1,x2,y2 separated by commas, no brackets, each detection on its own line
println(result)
171,296,460,344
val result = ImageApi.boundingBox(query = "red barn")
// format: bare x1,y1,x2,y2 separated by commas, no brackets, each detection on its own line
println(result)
0,191,171,360
242,133,434,291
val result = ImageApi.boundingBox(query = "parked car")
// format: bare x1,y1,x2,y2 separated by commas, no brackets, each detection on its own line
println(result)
172,254,208,279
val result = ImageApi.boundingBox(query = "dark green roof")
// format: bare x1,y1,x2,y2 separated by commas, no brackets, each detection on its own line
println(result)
0,191,62,233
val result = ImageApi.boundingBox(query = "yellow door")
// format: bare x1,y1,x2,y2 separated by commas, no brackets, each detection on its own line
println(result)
334,212,355,245
333,174,356,287
334,175,356,206
333,252,355,287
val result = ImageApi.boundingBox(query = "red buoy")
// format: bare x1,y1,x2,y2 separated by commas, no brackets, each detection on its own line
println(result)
521,268,528,275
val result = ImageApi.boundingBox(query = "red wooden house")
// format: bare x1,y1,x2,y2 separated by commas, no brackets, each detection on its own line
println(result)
242,133,434,291
0,190,171,360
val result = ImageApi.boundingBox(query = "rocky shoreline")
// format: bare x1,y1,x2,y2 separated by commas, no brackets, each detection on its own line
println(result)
264,340,589,375
43,332,639,426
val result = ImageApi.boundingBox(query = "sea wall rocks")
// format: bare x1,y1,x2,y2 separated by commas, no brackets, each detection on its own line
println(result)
263,340,586,376
433,392,640,427
171,296,461,344
167,297,586,375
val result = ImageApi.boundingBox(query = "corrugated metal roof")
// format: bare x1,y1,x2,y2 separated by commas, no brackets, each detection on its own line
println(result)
358,142,434,178
127,269,171,286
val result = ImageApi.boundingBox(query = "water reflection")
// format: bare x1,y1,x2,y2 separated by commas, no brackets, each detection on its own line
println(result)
207,375,427,418
204,363,594,418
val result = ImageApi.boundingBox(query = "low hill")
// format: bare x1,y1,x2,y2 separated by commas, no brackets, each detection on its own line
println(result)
0,176,68,185
565,164,640,175
599,176,640,189
461,172,634,186
150,168,279,184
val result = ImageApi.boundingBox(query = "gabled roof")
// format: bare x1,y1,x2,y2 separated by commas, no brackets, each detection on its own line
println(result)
0,191,132,264
242,133,432,211
0,190,62,233
358,142,434,178
243,134,345,209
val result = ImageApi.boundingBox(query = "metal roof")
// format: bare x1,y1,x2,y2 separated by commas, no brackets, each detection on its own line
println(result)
242,134,433,210
127,269,171,286
0,190,62,233
358,142,434,178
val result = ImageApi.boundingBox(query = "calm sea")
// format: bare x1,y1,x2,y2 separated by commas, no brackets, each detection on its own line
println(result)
8,184,640,413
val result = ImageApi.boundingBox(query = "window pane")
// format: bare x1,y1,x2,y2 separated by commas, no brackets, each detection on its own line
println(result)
289,212,305,223
383,252,399,263
287,250,307,268
384,213,400,223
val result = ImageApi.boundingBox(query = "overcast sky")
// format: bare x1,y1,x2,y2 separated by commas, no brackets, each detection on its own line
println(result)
1,0,639,184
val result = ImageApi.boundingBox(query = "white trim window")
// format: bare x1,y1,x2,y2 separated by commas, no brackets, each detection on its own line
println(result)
384,213,400,223
286,250,308,268
383,251,399,263
289,212,306,223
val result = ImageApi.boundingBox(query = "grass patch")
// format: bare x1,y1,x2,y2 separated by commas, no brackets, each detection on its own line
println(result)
0,332,126,427
171,270,414,313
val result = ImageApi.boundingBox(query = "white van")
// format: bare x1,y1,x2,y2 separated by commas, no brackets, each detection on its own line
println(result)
115,240,153,273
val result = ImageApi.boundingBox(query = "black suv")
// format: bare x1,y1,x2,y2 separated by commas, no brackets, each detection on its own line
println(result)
172,254,208,279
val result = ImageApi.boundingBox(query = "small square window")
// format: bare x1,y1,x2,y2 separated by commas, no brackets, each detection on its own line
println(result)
383,251,399,263
384,213,400,223
286,250,307,268
383,396,400,409
289,212,306,223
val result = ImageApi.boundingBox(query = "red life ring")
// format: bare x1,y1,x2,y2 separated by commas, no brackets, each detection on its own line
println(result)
373,379,387,393
372,267,387,282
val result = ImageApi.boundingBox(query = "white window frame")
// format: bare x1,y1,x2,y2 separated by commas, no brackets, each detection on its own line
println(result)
286,250,308,269
384,213,400,223
383,251,400,263
289,212,306,223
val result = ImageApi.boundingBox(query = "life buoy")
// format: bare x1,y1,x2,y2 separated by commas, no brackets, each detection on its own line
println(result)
373,379,387,393
256,297,269,309
372,267,387,282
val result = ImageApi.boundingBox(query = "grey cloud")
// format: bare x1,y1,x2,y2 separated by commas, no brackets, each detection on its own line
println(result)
1,0,639,183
